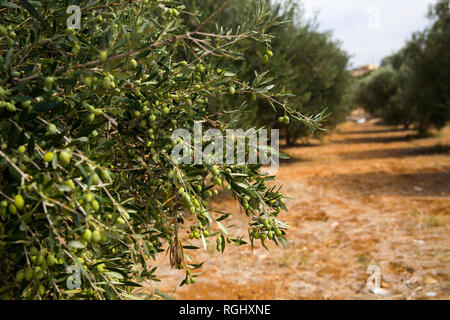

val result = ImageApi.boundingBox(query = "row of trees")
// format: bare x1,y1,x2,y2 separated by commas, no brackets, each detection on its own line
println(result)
183,0,352,144
355,0,450,135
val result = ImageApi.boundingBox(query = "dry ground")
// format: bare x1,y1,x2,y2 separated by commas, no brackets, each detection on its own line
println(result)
143,119,450,300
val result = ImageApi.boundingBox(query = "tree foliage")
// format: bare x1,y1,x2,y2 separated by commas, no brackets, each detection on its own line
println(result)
0,0,305,300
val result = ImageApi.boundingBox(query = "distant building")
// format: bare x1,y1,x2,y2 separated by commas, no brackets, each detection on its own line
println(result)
349,64,378,77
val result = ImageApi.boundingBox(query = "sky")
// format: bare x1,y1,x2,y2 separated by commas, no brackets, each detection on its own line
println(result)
298,0,438,68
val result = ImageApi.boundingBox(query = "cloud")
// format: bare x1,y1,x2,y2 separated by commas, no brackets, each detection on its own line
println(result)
299,0,437,67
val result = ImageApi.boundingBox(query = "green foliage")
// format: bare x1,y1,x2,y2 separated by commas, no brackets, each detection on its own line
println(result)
182,0,351,145
0,0,297,300
355,66,410,126
355,0,450,134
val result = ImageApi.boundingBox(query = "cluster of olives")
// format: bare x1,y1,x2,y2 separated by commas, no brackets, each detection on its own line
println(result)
262,49,274,64
184,269,196,285
278,115,290,125
251,218,284,242
13,246,61,299
0,24,16,47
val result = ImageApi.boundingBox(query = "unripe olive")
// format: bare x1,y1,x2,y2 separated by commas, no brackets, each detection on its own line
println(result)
59,151,71,165
91,200,100,212
22,100,32,108
267,50,273,57
24,267,34,281
197,64,205,73
130,59,138,69
43,152,54,162
116,217,126,225
82,228,92,241
0,25,7,36
34,268,44,280
14,194,24,210
44,77,54,90
35,254,44,265
99,50,108,62
83,76,92,87
47,255,56,267
92,229,102,242
38,285,45,296
48,123,57,135
92,173,99,185
5,102,16,112
72,44,80,55
8,204,17,214
102,77,111,89
14,270,24,284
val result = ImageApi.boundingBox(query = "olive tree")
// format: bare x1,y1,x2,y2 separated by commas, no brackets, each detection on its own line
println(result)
0,0,314,300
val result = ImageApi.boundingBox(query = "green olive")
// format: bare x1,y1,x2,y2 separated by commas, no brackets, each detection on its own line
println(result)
91,200,100,212
59,151,71,165
92,229,102,242
14,194,24,210
100,50,108,62
24,267,34,281
15,270,25,282
43,152,54,162
8,204,17,214
82,228,92,241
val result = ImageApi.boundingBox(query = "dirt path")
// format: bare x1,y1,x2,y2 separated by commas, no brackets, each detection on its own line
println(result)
147,120,450,300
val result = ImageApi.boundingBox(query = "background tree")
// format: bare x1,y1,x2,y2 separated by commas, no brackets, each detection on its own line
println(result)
354,0,450,135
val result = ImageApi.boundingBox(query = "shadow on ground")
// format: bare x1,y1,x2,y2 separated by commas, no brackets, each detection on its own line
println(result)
308,170,450,198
